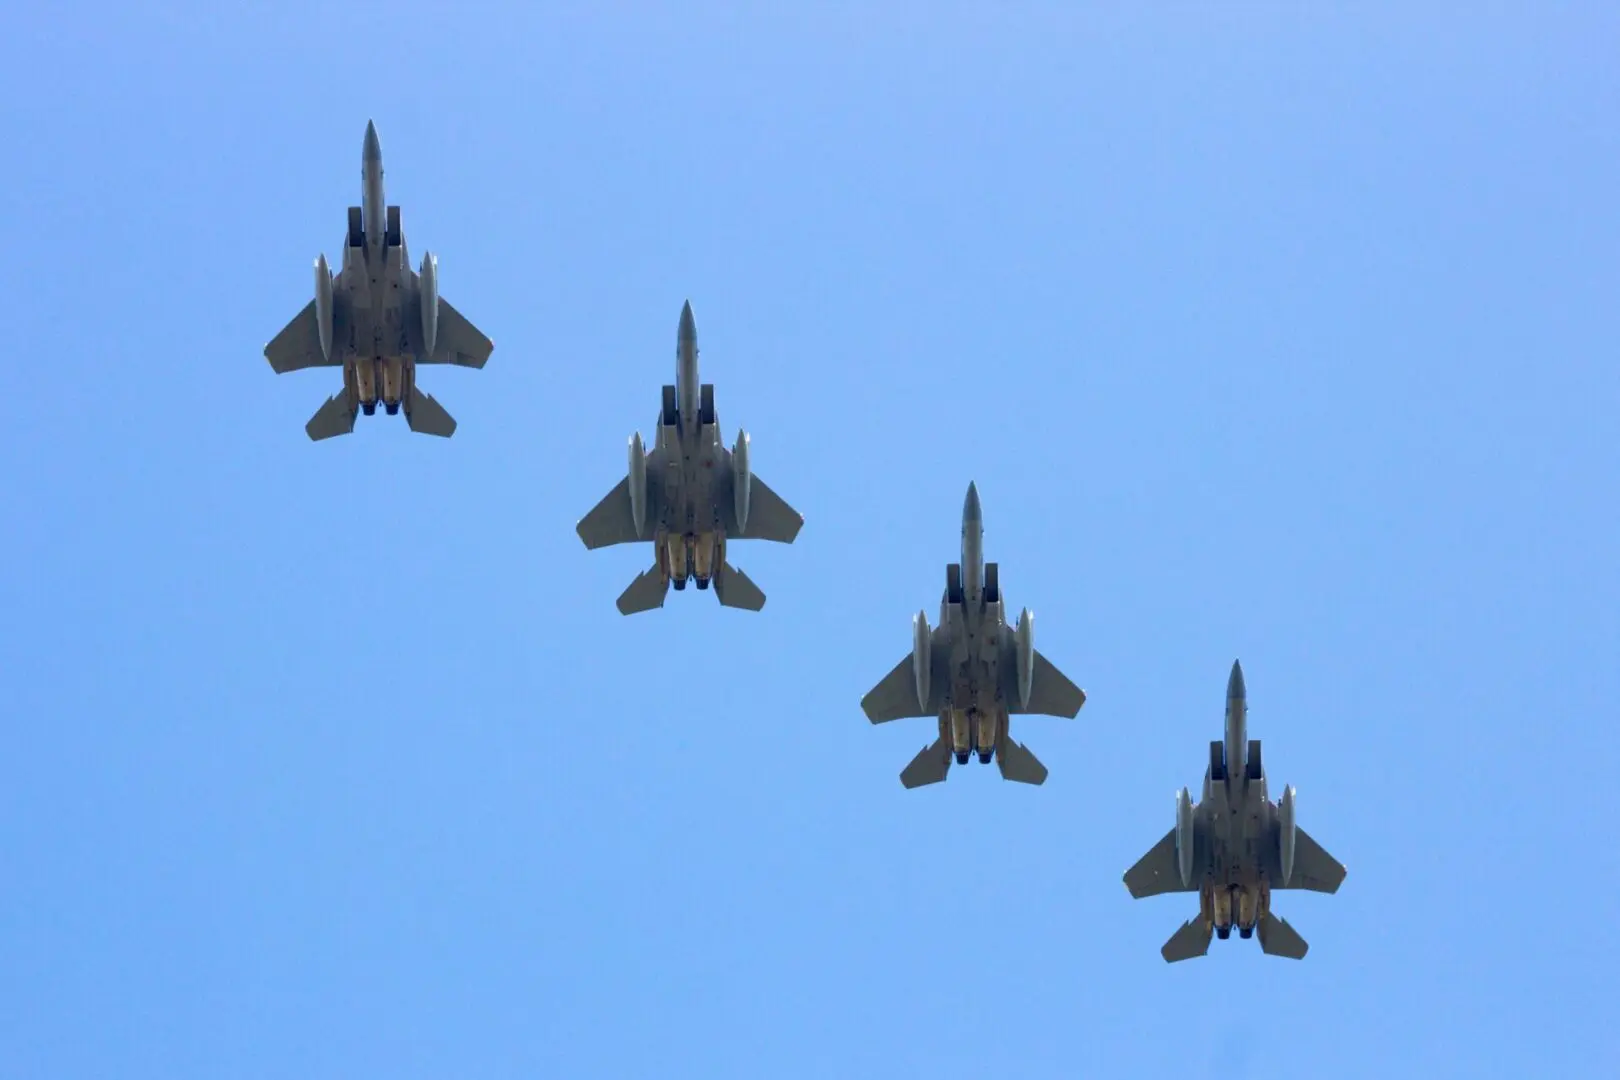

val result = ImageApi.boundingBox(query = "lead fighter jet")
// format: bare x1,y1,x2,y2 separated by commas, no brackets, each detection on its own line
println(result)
576,301,803,615
263,120,494,440
860,483,1087,788
1124,661,1347,962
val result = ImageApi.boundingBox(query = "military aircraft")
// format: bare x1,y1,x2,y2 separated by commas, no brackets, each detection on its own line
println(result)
860,483,1087,788
575,301,803,614
1123,660,1347,962
263,120,494,440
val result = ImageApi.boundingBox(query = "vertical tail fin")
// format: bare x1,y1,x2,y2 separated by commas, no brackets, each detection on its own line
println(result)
1161,918,1213,963
305,394,356,441
899,737,952,789
406,388,457,437
1256,911,1309,959
996,738,1049,785
713,561,766,611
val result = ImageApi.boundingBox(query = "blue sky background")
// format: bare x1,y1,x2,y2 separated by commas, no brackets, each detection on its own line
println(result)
1,5,1616,1077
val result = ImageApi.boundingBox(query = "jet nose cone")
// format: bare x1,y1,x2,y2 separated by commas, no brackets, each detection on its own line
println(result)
1227,659,1246,701
363,120,382,164
678,300,697,344
963,481,982,524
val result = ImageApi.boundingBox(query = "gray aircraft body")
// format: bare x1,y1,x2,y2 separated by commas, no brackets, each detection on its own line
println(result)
576,301,803,614
860,483,1087,788
263,121,494,440
1124,661,1347,962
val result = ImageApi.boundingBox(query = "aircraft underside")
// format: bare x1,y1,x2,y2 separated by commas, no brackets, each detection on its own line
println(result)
659,529,723,590
352,356,408,415
1202,880,1269,939
946,706,999,765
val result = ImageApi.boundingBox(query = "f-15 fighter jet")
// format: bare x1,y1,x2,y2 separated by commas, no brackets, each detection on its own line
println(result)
263,120,493,440
1124,661,1347,962
576,301,803,614
860,483,1087,788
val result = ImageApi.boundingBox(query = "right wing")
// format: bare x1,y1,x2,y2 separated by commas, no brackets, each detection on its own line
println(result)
861,630,948,723
1276,826,1347,894
264,299,342,374
1124,828,1199,899
419,296,494,368
576,457,662,550
717,471,804,544
1007,648,1087,718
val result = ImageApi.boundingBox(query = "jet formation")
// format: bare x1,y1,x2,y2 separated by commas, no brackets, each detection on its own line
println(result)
264,121,494,440
576,301,804,614
257,120,1347,961
1123,661,1347,961
861,483,1087,788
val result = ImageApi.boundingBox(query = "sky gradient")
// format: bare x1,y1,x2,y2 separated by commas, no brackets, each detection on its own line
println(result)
1,5,1616,1077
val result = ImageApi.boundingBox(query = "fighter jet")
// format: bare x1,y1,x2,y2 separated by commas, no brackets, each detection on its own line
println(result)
1123,661,1347,962
860,483,1087,788
263,120,493,440
575,301,803,614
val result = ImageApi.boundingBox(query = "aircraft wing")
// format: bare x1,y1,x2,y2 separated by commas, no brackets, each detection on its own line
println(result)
862,630,948,723
264,299,343,374
718,471,804,544
1124,828,1199,899
421,296,494,368
1276,826,1346,893
577,456,662,550
1006,648,1087,718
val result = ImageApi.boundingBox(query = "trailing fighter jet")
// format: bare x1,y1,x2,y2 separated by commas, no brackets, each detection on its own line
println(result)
860,483,1086,788
575,301,803,614
1123,660,1347,962
263,120,493,440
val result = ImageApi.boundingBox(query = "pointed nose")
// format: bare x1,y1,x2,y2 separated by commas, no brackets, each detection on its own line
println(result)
678,300,697,347
363,120,382,165
963,481,982,525
1227,659,1246,701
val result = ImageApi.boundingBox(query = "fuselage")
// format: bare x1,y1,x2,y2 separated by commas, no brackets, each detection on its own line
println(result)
937,483,1009,763
335,122,420,412
652,303,732,589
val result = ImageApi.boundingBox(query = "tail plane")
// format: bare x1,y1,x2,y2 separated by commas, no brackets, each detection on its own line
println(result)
1161,919,1214,963
996,738,1048,785
405,388,457,438
305,394,355,441
899,737,952,789
714,562,766,611
1256,912,1309,959
616,566,669,615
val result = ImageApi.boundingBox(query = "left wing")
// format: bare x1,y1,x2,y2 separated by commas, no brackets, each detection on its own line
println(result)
862,630,948,723
577,454,663,550
1124,828,1200,899
265,299,343,374
420,296,494,368
1275,826,1346,893
717,470,804,544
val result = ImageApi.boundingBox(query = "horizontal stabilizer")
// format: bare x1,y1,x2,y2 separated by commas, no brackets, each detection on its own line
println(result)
616,566,668,616
1161,918,1213,963
305,394,355,441
996,739,1048,785
899,738,952,789
406,389,457,438
714,561,766,611
1257,912,1309,959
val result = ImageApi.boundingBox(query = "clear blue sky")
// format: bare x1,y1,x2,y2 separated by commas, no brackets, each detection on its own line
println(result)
2,5,1615,1077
